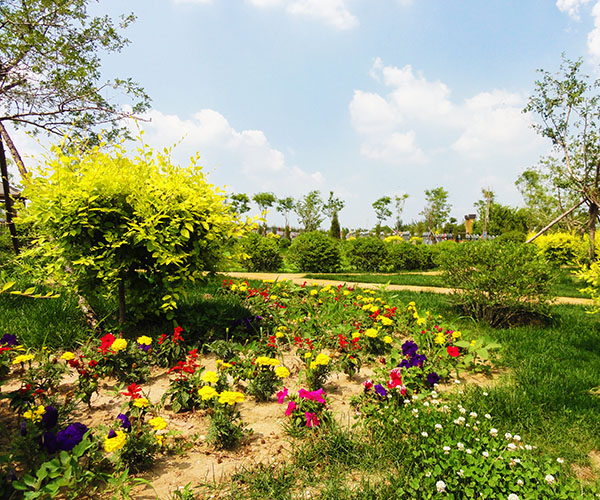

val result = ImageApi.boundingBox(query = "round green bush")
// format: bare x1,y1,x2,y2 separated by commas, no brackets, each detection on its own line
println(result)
386,241,436,271
346,237,387,272
289,231,341,273
239,233,282,272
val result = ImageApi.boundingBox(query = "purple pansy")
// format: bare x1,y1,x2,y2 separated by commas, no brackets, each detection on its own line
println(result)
56,423,88,451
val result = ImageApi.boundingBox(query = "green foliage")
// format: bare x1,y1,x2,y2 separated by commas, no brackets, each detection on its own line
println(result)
346,237,387,272
207,403,248,450
385,240,435,271
239,233,283,272
19,140,250,324
421,187,451,232
229,193,251,214
496,230,527,243
329,211,341,239
532,232,587,266
289,232,341,273
439,241,556,327
295,190,324,231
372,196,392,226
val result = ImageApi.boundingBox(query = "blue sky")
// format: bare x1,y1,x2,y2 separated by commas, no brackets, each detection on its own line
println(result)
10,0,600,229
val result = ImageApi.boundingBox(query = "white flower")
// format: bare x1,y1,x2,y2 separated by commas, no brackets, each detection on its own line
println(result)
421,432,429,438
443,446,451,454
490,428,498,437
436,480,446,492
412,408,419,415
454,379,461,384
431,391,438,398
557,457,564,464
457,469,464,477
459,407,467,414
484,413,491,419
457,442,464,450
513,434,521,441
425,471,431,477
507,443,517,451
403,399,411,405
524,444,532,451
412,394,419,400
435,424,443,430
483,391,488,396
466,449,472,454
508,494,519,500
545,474,555,485
470,412,478,418
516,479,524,486
505,432,513,440
423,401,430,407
482,451,489,458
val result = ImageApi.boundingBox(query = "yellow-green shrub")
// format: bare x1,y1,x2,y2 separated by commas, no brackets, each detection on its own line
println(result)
532,232,587,266
20,139,252,323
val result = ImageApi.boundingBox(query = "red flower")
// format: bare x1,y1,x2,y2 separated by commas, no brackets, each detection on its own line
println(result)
99,333,115,354
89,360,98,368
158,333,168,345
173,327,184,343
447,346,460,358
121,383,142,399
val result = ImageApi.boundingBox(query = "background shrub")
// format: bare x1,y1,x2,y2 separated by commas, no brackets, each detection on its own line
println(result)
239,233,282,272
385,241,436,271
438,240,556,327
532,232,587,266
289,232,341,273
346,237,387,272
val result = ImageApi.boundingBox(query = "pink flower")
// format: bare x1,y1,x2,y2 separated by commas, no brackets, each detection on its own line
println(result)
277,387,288,404
305,411,320,428
363,380,373,390
387,368,403,389
285,401,296,416
299,388,326,404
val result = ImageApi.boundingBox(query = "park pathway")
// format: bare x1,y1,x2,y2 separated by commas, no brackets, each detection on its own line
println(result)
223,272,594,306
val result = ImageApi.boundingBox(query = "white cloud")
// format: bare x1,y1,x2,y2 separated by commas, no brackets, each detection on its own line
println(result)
350,59,544,165
125,108,324,196
286,0,357,30
247,0,282,6
556,0,592,19
172,0,214,4
587,1,600,60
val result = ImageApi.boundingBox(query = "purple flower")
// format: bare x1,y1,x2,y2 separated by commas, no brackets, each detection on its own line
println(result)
426,372,440,386
0,334,17,346
116,413,131,432
374,384,388,397
137,344,151,353
19,422,27,436
56,423,88,451
410,353,427,368
41,431,57,453
107,428,117,439
401,340,419,357
41,406,58,430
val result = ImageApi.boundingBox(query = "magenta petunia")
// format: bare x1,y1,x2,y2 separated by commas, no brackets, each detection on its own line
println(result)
285,401,296,417
277,387,288,404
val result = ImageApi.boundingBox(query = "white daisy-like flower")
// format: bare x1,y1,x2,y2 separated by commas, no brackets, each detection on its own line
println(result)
505,432,513,440
470,412,478,418
457,442,464,450
545,474,555,485
436,480,446,492
466,449,472,454
482,451,489,458
524,444,532,451
421,431,429,438
423,401,430,407
431,391,438,398
513,435,521,441
412,408,419,415
490,428,498,437
435,424,443,430
483,391,488,396
516,479,524,486
507,443,517,451
443,446,451,454
557,457,564,464
508,494,519,500
484,413,492,419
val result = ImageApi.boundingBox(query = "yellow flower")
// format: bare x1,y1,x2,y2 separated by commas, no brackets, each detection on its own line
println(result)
417,317,426,326
452,331,462,339
263,279,274,283
379,317,393,326
310,361,317,369
310,289,318,296
201,371,219,384
137,335,152,346
470,340,477,347
133,397,149,408
256,356,280,367
155,434,165,447
412,312,419,319
275,366,290,378
218,391,245,405
104,430,127,453
23,405,45,423
270,295,278,301
364,328,378,338
351,332,361,339
12,354,34,365
231,284,238,291
112,339,127,352
383,336,393,344
60,351,75,361
408,301,416,307
357,295,363,300
304,352,312,359
362,304,371,311
343,290,350,296
314,353,330,365
148,416,167,431
434,334,446,345
198,385,218,400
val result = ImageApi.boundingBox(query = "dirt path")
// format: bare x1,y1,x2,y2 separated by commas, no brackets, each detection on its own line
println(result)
224,272,595,306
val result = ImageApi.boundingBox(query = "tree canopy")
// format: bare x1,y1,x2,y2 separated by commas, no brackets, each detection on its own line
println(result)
421,187,451,232
0,0,150,174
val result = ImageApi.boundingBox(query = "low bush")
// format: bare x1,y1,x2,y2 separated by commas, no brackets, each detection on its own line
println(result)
288,232,341,273
239,233,282,272
346,237,387,272
532,232,587,266
386,241,436,271
438,241,556,327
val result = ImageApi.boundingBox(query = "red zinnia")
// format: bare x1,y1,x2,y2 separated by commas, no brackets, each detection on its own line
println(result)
99,333,115,354
447,346,460,358
121,383,142,399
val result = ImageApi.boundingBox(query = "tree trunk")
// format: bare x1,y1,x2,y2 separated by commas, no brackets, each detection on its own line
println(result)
589,201,598,262
0,136,19,254
0,122,27,177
